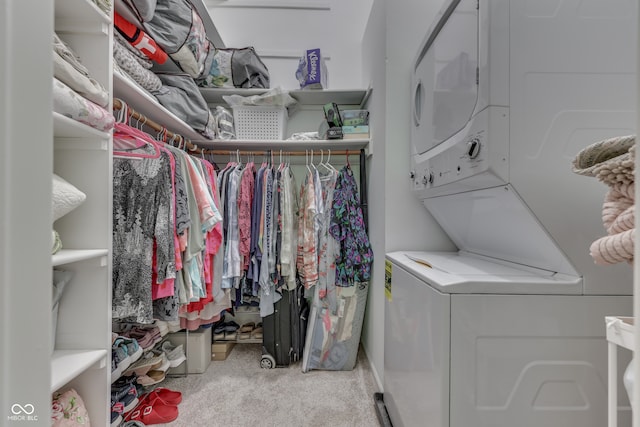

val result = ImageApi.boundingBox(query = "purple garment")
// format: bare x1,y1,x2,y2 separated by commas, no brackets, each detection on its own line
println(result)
249,165,265,294
329,165,373,286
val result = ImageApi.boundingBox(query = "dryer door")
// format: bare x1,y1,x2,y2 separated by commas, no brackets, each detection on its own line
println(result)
411,0,479,156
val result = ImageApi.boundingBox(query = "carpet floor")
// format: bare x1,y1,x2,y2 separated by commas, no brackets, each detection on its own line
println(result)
159,343,381,427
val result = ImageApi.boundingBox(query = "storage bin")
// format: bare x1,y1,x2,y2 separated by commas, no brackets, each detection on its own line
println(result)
166,327,212,374
340,109,369,126
211,342,235,361
232,105,287,140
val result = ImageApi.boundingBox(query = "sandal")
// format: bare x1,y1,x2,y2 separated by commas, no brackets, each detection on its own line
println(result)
251,323,263,340
140,387,182,406
124,396,178,424
136,369,166,387
238,322,255,340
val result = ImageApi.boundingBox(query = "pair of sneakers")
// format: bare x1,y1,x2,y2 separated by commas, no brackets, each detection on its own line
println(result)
111,334,143,383
110,375,140,427
160,339,187,368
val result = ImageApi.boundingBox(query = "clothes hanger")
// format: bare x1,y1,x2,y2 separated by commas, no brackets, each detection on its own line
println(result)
325,149,338,173
113,122,161,159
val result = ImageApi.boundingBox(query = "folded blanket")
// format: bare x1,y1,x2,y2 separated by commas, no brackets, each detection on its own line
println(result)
572,135,635,186
53,77,115,132
573,135,636,266
113,38,162,92
590,229,635,265
602,183,635,234
53,33,109,107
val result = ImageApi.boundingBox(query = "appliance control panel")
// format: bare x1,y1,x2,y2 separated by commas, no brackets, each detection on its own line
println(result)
411,107,509,197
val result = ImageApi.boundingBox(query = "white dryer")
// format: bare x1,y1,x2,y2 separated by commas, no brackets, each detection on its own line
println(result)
383,0,637,426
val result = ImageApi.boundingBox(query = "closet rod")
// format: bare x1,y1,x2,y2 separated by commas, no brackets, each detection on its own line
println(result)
207,149,357,156
113,100,364,157
113,98,203,154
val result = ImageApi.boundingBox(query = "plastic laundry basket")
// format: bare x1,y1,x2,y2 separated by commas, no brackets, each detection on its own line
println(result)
232,105,287,140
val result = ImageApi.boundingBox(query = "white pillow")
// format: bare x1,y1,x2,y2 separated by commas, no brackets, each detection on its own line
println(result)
52,174,86,222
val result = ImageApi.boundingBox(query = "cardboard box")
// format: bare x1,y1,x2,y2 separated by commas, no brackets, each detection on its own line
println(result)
166,327,212,374
211,342,236,361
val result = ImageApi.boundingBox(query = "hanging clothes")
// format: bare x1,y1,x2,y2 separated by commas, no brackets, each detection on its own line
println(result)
112,137,176,324
330,164,374,286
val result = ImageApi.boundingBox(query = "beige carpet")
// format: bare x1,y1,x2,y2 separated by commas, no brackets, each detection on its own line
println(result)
161,343,381,427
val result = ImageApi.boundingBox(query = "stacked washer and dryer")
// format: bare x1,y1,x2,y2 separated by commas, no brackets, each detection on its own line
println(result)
383,0,637,426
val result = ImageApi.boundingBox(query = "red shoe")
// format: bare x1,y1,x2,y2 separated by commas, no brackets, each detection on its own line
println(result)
124,397,178,425
139,387,182,406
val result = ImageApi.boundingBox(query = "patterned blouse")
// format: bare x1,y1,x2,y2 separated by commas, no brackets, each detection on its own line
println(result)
329,165,373,286
113,145,176,323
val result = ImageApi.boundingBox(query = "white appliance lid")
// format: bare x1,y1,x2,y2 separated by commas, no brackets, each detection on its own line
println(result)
386,251,582,294
423,185,580,278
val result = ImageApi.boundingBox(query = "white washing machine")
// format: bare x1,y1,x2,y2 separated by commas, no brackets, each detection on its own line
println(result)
382,0,637,426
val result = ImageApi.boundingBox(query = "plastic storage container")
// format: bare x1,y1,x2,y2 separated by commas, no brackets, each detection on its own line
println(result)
232,105,287,140
166,327,212,374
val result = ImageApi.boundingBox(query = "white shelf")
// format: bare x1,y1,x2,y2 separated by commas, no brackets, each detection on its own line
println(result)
200,88,369,106
51,349,108,392
55,0,110,25
113,71,210,143
208,138,369,151
52,249,109,267
606,316,634,351
53,112,111,139
606,316,635,427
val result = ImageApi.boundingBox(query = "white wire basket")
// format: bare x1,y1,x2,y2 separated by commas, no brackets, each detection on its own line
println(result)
232,105,288,140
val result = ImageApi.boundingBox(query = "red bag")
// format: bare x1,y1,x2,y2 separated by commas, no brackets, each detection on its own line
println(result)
114,12,168,64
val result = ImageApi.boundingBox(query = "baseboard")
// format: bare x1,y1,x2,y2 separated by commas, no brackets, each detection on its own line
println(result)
374,392,393,427
362,342,384,392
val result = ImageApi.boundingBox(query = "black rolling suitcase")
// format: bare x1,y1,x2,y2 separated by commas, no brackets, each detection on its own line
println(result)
260,279,309,369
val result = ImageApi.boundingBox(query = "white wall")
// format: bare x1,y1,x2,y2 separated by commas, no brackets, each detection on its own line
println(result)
385,0,454,254
205,0,459,393
360,0,386,391
205,0,373,89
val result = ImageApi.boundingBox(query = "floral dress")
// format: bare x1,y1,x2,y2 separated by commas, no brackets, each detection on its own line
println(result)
329,165,373,286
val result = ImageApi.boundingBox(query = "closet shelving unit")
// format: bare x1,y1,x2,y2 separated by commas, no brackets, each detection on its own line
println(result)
115,71,371,152
607,317,636,427
51,1,113,426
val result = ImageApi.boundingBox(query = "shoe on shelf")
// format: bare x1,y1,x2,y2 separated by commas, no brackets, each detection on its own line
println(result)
110,410,123,427
111,344,129,383
161,340,187,368
111,383,139,414
148,347,171,373
122,351,164,377
152,319,170,337
238,322,255,340
137,369,166,387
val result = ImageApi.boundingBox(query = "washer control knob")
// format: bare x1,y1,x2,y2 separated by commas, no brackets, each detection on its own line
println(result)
410,170,416,180
467,138,481,159
422,172,434,185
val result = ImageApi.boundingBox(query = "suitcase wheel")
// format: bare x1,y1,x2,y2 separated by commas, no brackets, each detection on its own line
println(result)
260,354,276,369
